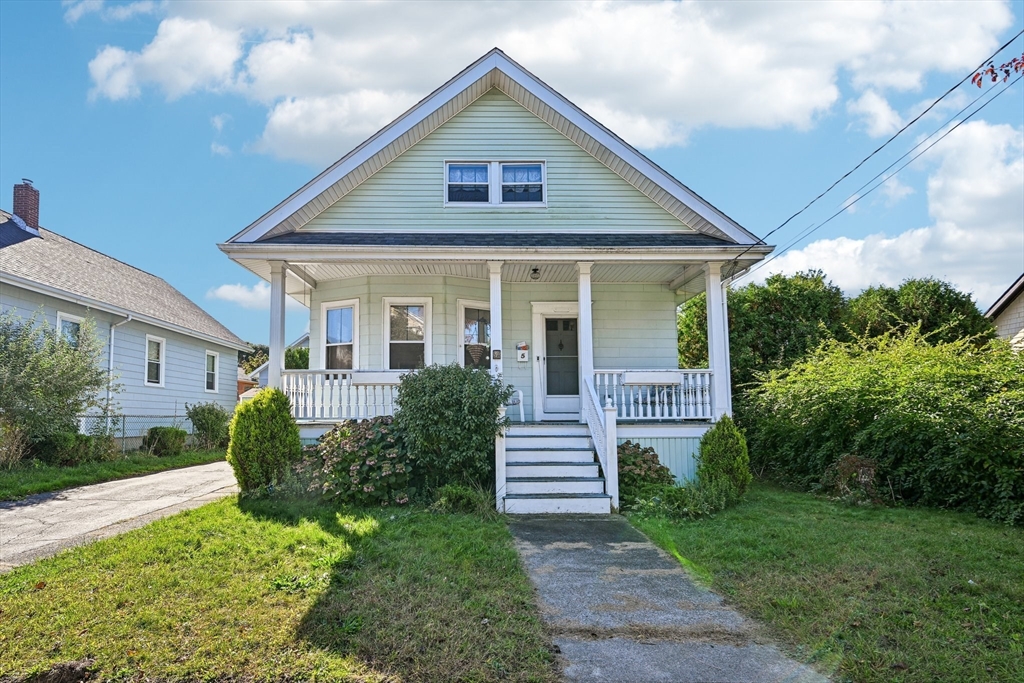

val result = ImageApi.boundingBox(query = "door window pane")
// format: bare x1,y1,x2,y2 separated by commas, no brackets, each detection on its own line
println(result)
463,307,490,369
545,317,578,396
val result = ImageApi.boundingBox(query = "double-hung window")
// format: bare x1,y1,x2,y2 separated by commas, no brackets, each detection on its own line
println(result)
56,312,82,348
385,298,431,370
445,161,545,206
458,300,490,370
323,299,358,370
205,351,219,392
145,335,165,387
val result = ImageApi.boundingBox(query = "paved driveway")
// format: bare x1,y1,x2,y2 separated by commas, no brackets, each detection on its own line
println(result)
510,515,827,683
0,461,237,572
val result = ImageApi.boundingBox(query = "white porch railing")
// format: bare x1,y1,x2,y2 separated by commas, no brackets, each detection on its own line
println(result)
583,376,618,509
594,369,713,421
282,370,403,420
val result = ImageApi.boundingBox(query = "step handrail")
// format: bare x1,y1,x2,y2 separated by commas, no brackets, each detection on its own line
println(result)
583,376,618,509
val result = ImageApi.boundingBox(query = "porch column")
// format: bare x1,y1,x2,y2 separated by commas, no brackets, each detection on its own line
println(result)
577,262,595,423
704,262,731,418
268,261,287,390
488,261,504,378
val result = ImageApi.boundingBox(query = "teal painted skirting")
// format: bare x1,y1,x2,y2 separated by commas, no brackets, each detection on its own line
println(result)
619,437,700,483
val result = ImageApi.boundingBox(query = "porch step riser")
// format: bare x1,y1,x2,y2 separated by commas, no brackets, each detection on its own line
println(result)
507,463,600,478
504,497,611,514
505,449,595,463
506,480,605,495
506,425,589,437
505,436,592,449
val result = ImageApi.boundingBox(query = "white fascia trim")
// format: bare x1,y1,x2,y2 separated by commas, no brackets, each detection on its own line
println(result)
228,50,760,246
0,273,250,352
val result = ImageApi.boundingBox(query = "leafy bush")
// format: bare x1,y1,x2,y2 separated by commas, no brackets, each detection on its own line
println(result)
186,402,231,449
618,440,675,497
0,311,113,443
143,426,187,457
696,415,752,496
36,432,97,466
301,417,412,506
627,478,734,520
395,363,513,488
0,417,28,470
747,328,1024,524
227,388,302,492
430,483,495,517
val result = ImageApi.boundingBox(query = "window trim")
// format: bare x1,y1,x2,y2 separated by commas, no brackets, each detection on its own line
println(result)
144,334,166,388
320,298,360,371
204,350,219,393
383,297,432,370
56,312,84,347
457,299,491,369
443,160,547,208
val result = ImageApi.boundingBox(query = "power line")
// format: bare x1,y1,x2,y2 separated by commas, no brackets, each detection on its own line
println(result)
737,73,1022,282
727,28,1024,266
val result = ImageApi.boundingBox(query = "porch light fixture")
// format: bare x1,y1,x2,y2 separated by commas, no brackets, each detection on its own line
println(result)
529,267,540,280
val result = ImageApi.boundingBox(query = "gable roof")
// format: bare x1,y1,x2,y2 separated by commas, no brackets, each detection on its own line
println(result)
0,211,248,351
227,48,761,246
986,273,1024,319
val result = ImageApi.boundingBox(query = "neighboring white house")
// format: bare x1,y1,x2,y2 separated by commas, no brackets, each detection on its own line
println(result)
218,49,773,513
1,185,249,425
986,273,1024,349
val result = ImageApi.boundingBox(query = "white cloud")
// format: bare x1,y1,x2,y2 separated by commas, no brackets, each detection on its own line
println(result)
207,281,307,311
210,142,231,157
64,0,104,23
82,0,1014,165
64,0,158,23
848,90,904,137
211,113,231,132
880,176,915,205
756,120,1024,308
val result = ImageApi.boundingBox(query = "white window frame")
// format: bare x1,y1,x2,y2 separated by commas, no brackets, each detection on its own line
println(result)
56,311,83,347
444,160,546,208
205,350,219,393
383,297,432,370
145,334,166,388
457,299,491,369
320,298,360,370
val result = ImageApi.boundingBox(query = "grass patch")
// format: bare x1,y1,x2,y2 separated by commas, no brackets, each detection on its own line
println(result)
0,496,557,682
0,450,226,501
631,482,1024,682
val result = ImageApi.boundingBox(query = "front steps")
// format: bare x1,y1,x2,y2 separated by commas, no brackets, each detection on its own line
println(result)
503,423,611,514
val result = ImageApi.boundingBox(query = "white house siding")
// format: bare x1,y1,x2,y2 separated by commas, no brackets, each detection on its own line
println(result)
993,293,1024,348
308,276,679,418
0,284,238,418
299,89,694,234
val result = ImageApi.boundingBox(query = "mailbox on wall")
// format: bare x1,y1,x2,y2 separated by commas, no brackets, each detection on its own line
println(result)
516,342,529,362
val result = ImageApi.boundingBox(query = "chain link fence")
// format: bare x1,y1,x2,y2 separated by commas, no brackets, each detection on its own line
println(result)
78,414,196,453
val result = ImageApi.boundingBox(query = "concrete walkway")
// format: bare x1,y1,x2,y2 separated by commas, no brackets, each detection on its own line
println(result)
0,461,237,572
510,516,826,683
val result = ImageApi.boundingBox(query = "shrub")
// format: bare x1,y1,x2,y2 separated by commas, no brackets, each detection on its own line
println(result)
143,426,187,457
36,432,97,466
302,417,412,506
0,417,28,470
227,388,302,492
186,402,231,449
626,478,734,520
746,328,1024,524
696,416,752,497
395,363,513,488
430,483,496,517
618,440,675,497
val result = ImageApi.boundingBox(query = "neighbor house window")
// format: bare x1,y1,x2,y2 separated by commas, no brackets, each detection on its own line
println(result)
322,299,359,370
501,163,544,203
205,351,219,392
56,312,82,348
145,335,165,387
458,300,490,370
446,163,489,203
384,298,431,370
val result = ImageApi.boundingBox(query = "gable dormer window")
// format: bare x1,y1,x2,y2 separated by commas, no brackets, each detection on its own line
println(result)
445,161,546,207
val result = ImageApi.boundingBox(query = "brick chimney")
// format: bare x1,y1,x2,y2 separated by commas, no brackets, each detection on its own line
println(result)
13,179,39,229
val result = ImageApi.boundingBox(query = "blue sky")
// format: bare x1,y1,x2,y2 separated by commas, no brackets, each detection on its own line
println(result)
1,1,1022,345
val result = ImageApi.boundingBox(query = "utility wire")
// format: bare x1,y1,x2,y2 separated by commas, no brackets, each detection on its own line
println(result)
727,28,1024,264
736,73,1022,282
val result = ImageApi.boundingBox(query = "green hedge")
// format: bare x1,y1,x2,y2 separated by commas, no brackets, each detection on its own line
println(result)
746,329,1024,524
143,427,187,457
227,388,301,493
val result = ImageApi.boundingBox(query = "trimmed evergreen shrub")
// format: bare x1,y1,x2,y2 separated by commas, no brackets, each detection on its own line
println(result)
696,415,752,497
143,427,187,457
618,440,676,497
185,402,231,449
301,417,412,506
395,363,513,488
227,388,301,492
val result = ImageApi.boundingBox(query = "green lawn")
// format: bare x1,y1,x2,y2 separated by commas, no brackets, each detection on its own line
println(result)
0,497,557,682
632,483,1024,683
0,450,227,501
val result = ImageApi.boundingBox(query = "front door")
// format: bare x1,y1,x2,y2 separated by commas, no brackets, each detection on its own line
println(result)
542,317,580,417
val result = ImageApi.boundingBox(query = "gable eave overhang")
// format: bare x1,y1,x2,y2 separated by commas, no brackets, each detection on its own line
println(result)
985,273,1024,319
227,48,762,246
